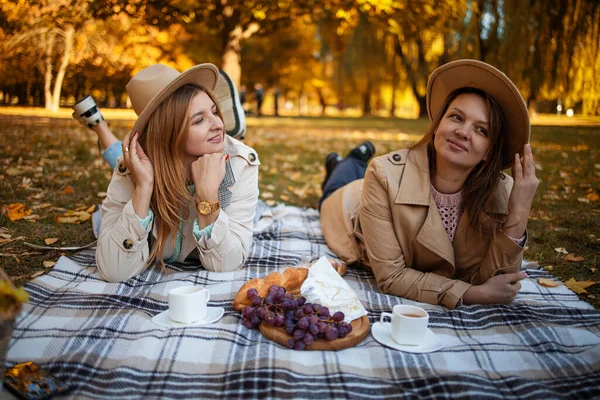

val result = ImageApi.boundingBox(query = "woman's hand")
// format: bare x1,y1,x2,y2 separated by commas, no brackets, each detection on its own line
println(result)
123,131,154,189
122,131,154,218
504,143,539,238
463,272,527,305
191,152,228,202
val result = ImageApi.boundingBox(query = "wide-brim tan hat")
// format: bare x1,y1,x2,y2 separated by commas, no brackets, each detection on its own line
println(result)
127,63,219,135
426,59,530,169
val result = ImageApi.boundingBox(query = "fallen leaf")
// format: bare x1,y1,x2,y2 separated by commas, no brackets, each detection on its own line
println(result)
564,254,584,262
591,268,597,273
577,197,590,204
554,247,568,254
587,193,599,202
97,192,107,198
54,210,91,224
30,271,45,279
538,278,560,288
544,265,554,271
564,277,597,294
5,167,23,176
44,238,58,245
22,214,40,221
85,204,96,213
1,203,32,221
62,185,75,195
42,260,56,268
0,233,11,239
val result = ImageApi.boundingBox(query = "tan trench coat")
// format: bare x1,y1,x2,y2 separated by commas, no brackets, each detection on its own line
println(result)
320,144,524,309
96,135,260,282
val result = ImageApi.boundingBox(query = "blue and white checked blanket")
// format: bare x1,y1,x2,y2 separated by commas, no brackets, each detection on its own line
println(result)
6,205,600,399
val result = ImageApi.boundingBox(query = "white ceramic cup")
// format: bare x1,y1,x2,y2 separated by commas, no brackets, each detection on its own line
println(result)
380,305,429,346
168,286,210,324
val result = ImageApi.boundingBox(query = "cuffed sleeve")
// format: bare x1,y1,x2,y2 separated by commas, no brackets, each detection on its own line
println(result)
470,229,525,285
102,140,122,170
193,219,214,240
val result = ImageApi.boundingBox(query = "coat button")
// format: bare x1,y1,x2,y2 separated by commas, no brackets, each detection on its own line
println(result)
123,239,133,249
118,163,127,173
392,154,402,162
248,153,256,162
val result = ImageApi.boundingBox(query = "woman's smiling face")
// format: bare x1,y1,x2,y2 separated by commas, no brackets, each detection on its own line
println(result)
183,91,225,160
433,92,491,173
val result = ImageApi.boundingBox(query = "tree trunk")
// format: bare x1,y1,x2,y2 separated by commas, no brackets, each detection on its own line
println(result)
394,35,428,117
50,25,74,112
362,78,372,116
220,22,259,89
389,56,399,117
221,26,242,89
43,31,56,110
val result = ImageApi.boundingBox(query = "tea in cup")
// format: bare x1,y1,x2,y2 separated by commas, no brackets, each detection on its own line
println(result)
168,286,210,324
380,305,429,346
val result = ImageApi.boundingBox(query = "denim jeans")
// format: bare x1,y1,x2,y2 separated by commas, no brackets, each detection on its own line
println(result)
319,157,367,210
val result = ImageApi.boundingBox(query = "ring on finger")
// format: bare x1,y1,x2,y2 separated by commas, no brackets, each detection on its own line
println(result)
123,146,129,153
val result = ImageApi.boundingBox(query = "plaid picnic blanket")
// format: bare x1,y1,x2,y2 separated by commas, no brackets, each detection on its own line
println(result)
6,204,600,399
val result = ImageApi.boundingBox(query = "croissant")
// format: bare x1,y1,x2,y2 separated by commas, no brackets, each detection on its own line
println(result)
233,258,347,311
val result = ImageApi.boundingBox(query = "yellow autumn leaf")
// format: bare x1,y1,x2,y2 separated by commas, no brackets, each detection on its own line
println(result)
1,203,32,221
44,238,58,245
85,204,96,214
586,193,599,202
538,278,560,288
42,260,56,268
564,254,584,262
54,210,91,224
564,278,597,294
5,167,23,176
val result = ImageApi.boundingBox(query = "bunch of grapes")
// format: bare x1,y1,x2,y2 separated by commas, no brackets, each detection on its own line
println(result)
241,285,353,350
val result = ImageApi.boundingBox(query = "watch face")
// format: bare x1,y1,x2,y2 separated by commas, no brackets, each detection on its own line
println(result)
199,203,211,215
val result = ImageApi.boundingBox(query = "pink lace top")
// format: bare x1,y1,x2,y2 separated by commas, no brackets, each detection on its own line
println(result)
430,184,525,245
430,185,464,243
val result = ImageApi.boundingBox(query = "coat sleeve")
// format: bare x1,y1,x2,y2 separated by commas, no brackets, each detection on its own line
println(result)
193,161,259,272
358,159,470,309
95,164,153,282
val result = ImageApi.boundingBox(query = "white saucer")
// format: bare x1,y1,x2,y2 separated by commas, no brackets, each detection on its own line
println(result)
371,322,443,353
151,307,224,328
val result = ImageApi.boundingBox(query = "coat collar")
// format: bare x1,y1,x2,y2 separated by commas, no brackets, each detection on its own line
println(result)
394,144,431,206
394,144,510,215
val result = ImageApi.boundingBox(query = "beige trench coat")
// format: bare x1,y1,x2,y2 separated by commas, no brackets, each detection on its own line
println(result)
96,135,260,282
320,144,525,309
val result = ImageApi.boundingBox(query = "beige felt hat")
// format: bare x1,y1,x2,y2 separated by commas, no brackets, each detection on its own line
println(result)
426,59,530,169
126,63,219,135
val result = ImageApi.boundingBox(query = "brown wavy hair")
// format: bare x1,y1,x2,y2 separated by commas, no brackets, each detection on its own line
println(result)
137,84,223,270
412,87,507,233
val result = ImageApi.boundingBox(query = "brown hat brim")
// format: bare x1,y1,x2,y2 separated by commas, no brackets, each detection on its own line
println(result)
131,64,219,135
426,60,530,169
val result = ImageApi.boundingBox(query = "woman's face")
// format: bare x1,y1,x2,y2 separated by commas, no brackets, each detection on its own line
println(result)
433,93,491,173
183,91,224,159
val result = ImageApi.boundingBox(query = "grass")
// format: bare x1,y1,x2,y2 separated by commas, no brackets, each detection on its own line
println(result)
0,108,599,307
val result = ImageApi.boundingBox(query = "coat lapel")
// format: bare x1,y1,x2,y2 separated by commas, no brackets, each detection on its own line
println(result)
395,145,456,267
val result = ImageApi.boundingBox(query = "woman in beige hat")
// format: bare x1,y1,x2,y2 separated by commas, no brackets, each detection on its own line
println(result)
95,64,260,282
320,60,539,309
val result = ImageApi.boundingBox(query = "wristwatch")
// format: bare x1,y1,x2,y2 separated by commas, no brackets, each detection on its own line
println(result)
196,199,220,216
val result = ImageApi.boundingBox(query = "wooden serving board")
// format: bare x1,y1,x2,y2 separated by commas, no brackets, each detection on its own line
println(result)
258,315,370,351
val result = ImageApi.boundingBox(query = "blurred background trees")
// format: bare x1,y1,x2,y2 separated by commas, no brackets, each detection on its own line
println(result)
1,0,598,116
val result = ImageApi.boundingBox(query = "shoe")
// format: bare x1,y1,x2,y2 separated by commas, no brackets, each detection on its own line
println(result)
322,152,344,190
346,141,375,164
214,70,246,139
